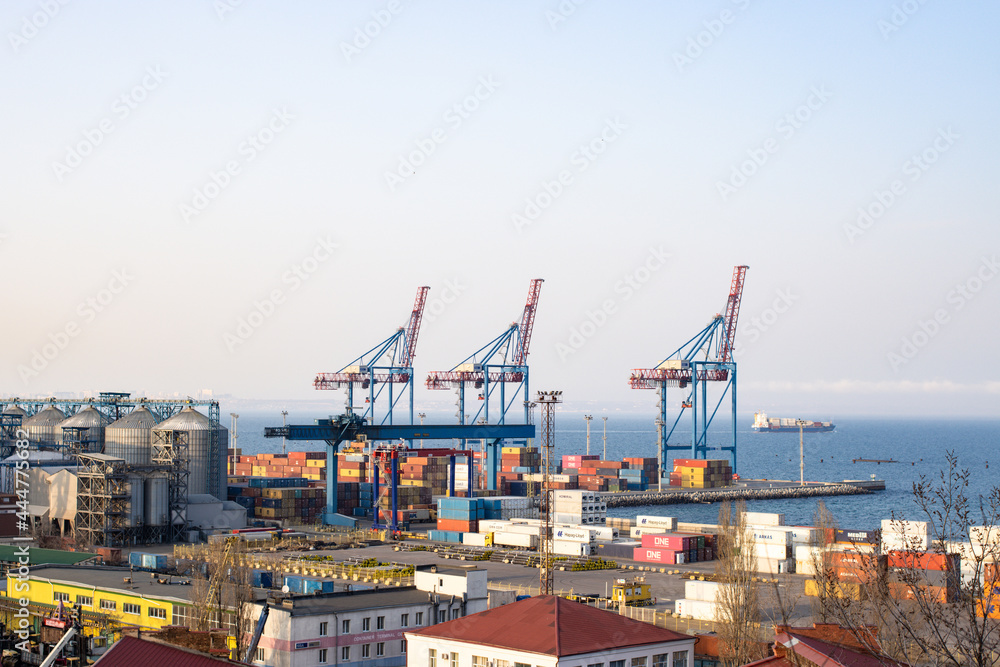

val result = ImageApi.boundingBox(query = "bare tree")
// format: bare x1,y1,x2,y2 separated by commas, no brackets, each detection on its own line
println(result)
715,500,765,667
819,452,1000,666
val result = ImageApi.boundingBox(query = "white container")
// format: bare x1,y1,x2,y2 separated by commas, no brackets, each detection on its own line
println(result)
636,515,677,530
462,532,491,547
493,531,538,549
754,543,791,561
501,523,540,536
794,545,824,562
787,526,823,545
796,560,818,576
591,527,617,542
755,557,795,574
882,533,931,551
553,539,591,557
674,598,716,621
744,527,793,546
744,511,784,526
881,519,929,536
676,522,718,534
684,580,722,602
554,512,583,525
970,527,1000,547
630,526,669,539
552,527,592,543
479,520,510,533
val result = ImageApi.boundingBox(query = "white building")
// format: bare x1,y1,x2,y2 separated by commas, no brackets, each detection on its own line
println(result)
405,595,695,667
250,564,487,667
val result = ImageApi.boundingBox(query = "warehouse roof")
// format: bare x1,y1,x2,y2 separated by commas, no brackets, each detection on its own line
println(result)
22,565,211,604
93,636,249,666
408,595,691,657
265,586,442,616
0,546,98,566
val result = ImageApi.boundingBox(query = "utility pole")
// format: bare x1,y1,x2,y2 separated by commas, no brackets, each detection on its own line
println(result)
281,410,288,456
655,417,664,492
796,419,808,485
602,416,608,460
584,414,593,455
537,390,562,595
418,412,426,447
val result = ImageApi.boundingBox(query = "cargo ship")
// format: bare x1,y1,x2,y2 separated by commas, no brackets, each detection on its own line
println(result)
752,411,834,432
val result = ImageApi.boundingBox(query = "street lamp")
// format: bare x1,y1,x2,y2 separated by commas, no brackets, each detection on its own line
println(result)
795,419,809,486
418,412,426,447
281,410,288,456
584,414,593,455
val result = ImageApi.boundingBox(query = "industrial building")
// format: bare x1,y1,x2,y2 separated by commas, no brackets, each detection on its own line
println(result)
248,564,487,667
0,392,237,547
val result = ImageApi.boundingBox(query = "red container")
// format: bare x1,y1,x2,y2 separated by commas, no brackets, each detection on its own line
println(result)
642,533,690,550
831,551,880,569
633,547,676,564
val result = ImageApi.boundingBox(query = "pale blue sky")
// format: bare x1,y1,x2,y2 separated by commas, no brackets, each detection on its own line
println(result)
2,1,998,417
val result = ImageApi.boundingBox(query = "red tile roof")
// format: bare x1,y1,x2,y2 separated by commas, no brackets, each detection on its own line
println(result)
776,632,908,667
94,636,246,666
409,595,691,658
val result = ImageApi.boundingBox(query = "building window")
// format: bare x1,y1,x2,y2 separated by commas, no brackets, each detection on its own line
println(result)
401,613,409,627
401,640,407,653
416,612,424,626
363,617,371,632
376,642,385,657
610,661,625,667
75,595,93,607
652,655,668,667
377,615,385,630
342,619,350,634
672,651,688,667
123,603,141,615
515,663,531,667
451,608,461,620
100,599,116,612
53,592,69,603
319,621,328,636
149,607,167,620
450,652,458,667
587,663,605,667
341,646,350,661
473,657,489,667
319,648,328,663
429,648,437,667
632,658,647,667
438,610,446,623
362,644,371,658
256,648,264,661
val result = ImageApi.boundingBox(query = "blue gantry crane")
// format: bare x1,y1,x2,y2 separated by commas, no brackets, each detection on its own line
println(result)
629,266,749,472
425,278,543,427
314,287,430,428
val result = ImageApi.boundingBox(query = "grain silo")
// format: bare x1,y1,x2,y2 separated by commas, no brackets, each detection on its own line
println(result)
105,406,159,465
144,474,169,527
56,406,110,453
22,405,66,447
151,407,227,498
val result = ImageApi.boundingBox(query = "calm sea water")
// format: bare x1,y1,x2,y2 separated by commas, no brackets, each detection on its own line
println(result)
231,411,1000,532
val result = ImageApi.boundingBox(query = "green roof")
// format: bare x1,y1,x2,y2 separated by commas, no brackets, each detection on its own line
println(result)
0,546,98,566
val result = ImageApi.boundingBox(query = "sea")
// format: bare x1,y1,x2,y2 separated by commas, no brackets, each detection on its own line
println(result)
229,410,999,533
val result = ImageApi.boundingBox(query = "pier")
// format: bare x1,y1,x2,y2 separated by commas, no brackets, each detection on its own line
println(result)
600,479,883,508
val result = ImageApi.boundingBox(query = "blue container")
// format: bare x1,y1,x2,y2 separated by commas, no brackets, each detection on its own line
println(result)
128,552,144,567
141,554,168,570
252,570,273,588
284,575,305,594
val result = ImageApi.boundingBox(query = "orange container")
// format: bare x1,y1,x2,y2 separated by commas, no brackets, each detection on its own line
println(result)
888,582,953,604
886,551,956,572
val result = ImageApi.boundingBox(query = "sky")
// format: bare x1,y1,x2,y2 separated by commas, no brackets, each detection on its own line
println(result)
2,1,999,419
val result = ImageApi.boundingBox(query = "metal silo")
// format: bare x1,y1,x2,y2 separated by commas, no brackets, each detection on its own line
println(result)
22,405,66,447
127,474,144,527
152,407,227,498
144,474,169,526
57,406,110,452
105,407,159,464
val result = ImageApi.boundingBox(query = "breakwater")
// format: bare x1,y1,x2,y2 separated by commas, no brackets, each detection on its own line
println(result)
602,483,871,508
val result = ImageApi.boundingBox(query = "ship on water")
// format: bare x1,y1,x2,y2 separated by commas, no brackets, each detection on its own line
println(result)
752,411,835,432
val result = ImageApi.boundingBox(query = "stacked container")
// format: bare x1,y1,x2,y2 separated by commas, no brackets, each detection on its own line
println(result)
674,580,723,620
881,519,931,551
670,459,732,488
886,550,959,603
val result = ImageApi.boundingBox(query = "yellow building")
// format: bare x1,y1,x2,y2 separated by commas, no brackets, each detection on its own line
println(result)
0,564,236,649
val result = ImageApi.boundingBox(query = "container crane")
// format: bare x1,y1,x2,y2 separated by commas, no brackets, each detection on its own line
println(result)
629,266,748,472
426,278,542,428
314,286,430,428
424,279,543,489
